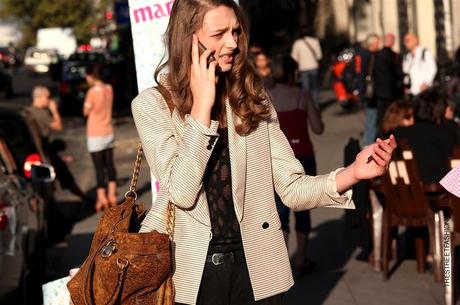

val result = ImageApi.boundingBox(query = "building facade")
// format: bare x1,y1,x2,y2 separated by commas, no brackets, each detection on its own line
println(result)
315,0,460,61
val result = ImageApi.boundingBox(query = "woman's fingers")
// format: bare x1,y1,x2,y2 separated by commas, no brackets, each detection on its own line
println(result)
199,49,216,70
373,145,391,163
208,60,217,77
370,151,386,167
385,134,397,149
376,138,393,154
191,34,199,67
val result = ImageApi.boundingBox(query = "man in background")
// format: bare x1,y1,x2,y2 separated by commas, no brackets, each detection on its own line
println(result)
28,85,86,202
29,86,63,138
373,33,403,128
361,34,380,146
402,33,437,97
291,26,322,106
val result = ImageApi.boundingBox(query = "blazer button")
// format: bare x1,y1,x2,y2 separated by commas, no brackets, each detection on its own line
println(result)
262,222,269,229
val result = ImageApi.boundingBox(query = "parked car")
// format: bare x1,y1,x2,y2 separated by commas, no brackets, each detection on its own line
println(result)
0,47,19,68
0,130,54,305
58,51,137,117
23,47,59,74
0,62,13,99
0,104,55,203
58,51,107,116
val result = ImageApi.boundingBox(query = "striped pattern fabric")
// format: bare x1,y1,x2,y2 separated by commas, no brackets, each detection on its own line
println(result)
131,86,355,305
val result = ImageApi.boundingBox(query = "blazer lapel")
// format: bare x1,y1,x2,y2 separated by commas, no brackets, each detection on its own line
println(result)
226,99,247,222
170,108,211,226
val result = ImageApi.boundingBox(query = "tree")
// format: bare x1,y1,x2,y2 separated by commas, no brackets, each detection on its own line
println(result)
0,0,113,46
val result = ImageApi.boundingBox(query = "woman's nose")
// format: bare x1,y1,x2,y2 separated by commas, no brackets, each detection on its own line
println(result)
225,33,238,49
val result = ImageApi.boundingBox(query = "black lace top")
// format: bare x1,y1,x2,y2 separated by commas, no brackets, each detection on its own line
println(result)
203,128,243,252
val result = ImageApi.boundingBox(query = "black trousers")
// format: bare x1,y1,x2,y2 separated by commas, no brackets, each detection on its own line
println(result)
90,148,116,188
175,258,283,305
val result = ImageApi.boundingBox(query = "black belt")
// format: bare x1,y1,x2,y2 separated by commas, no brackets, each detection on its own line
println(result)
206,250,245,265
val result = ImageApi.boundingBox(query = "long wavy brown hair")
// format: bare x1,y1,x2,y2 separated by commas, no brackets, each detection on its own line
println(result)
154,0,270,135
381,100,414,134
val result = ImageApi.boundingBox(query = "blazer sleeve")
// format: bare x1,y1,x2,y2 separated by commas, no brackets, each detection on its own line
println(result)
267,100,355,211
131,88,219,209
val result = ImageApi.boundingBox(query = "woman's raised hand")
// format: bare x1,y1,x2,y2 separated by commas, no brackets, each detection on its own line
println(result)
190,34,221,126
336,135,397,194
352,135,397,180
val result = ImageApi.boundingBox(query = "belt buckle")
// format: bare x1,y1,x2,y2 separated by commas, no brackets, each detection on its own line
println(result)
211,253,224,265
211,252,235,265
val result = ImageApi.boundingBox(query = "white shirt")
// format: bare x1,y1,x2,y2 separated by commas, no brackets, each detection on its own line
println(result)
402,46,437,95
290,36,322,71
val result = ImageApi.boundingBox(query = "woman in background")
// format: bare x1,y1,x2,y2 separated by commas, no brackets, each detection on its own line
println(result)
393,90,457,183
83,64,117,211
267,54,324,276
380,100,414,136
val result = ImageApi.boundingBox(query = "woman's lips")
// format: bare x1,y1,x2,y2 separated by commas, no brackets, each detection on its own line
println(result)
220,54,233,63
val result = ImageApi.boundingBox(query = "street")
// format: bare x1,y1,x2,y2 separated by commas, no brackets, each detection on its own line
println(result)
1,68,447,305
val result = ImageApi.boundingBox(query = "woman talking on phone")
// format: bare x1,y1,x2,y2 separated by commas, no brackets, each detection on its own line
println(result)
131,1,397,304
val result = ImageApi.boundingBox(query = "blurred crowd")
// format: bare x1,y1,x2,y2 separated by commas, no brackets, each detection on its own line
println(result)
248,27,460,281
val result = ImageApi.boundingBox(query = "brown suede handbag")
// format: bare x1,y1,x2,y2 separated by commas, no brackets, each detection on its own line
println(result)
67,144,175,305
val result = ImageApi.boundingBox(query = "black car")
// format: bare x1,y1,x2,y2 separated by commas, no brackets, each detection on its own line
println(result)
0,130,54,305
0,62,13,99
58,51,136,116
58,52,107,116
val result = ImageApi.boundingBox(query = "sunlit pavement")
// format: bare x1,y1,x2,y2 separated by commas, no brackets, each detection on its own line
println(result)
10,82,448,304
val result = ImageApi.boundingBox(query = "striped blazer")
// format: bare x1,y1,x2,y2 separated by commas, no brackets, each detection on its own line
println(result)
131,86,355,305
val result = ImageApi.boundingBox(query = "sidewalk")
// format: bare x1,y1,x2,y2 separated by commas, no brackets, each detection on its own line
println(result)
282,92,445,305
51,90,447,305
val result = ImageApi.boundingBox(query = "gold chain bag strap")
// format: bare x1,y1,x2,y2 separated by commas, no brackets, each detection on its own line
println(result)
67,93,175,305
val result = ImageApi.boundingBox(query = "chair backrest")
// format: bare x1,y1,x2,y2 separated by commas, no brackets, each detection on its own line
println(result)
380,140,433,227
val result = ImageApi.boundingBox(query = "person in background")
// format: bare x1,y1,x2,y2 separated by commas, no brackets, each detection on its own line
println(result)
374,33,403,125
267,54,324,276
361,34,380,146
444,99,460,144
290,25,323,106
29,85,86,202
402,33,437,97
381,100,414,136
83,64,117,211
393,90,457,183
383,33,396,51
378,95,455,267
29,86,63,138
254,51,271,78
368,99,415,271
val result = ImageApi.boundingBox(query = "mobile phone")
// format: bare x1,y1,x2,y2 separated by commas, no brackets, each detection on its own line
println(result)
198,40,216,67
